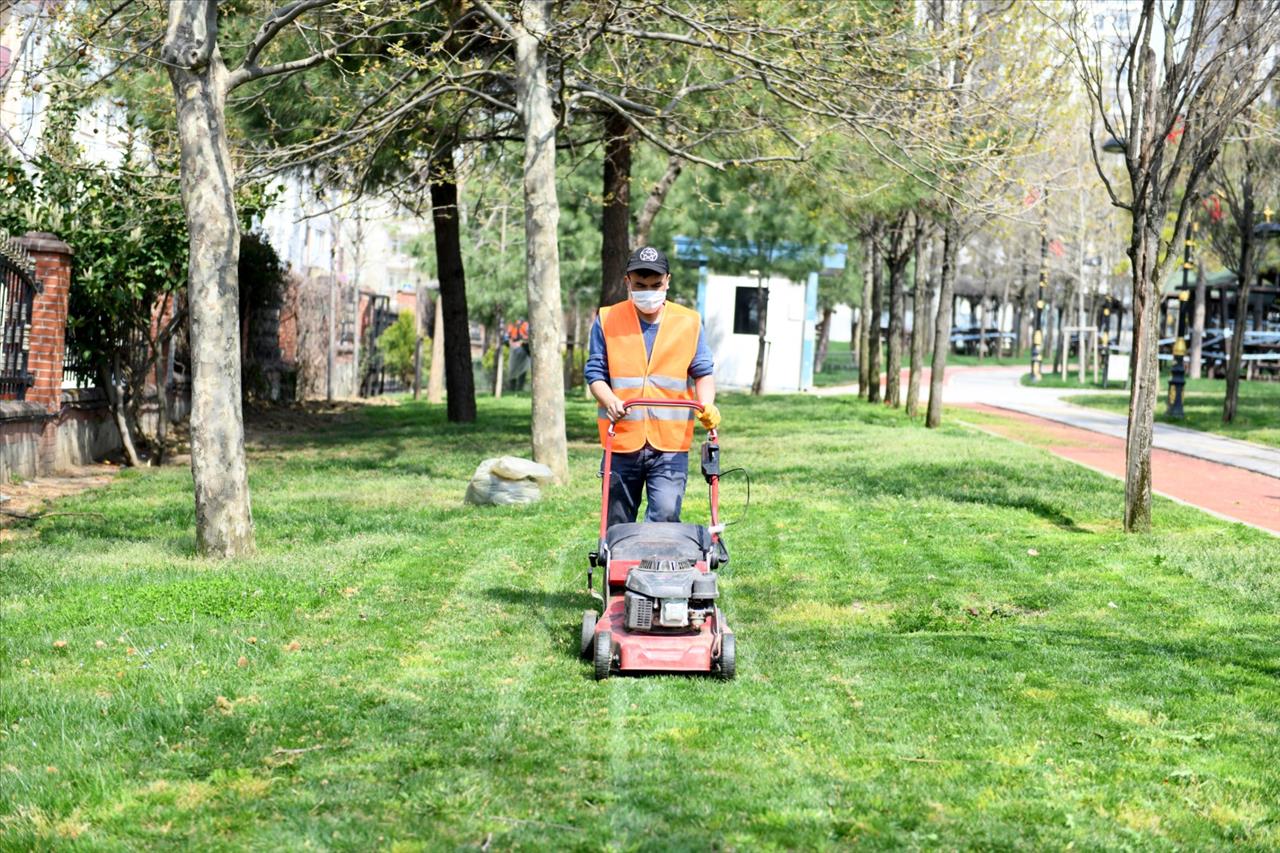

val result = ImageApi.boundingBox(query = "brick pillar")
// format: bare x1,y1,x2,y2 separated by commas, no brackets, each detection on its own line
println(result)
17,232,73,414
18,233,72,475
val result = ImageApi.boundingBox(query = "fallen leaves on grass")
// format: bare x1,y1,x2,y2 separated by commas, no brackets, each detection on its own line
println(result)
51,640,67,650
237,656,249,668
284,641,301,652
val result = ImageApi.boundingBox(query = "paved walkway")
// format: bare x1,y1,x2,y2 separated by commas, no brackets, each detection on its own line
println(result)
812,365,1279,534
960,404,1280,534
944,366,1280,479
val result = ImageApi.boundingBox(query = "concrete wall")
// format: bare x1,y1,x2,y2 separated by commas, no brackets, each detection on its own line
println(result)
0,391,119,482
54,392,120,471
0,402,47,482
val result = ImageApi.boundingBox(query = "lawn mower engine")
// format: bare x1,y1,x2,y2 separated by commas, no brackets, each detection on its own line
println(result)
623,557,719,633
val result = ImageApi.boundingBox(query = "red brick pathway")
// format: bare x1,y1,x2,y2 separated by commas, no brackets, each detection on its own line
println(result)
959,403,1280,534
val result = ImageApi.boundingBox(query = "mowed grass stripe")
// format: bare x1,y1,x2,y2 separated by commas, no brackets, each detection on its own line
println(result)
1,392,1277,848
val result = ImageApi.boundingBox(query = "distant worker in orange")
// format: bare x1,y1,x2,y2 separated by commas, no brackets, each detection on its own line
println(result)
504,318,530,391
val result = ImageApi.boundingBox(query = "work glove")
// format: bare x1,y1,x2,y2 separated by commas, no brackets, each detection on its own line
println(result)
696,402,721,430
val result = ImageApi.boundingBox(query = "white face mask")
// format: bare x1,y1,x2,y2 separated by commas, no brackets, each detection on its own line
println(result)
630,288,666,313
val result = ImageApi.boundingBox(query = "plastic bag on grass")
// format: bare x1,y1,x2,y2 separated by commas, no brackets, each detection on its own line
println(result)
490,456,555,484
464,456,554,506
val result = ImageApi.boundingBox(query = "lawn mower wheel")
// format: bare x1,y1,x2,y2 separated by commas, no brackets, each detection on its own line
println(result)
593,631,613,680
580,610,597,658
717,633,736,681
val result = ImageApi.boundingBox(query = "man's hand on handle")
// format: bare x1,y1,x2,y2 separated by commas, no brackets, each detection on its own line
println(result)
697,402,721,431
603,394,628,422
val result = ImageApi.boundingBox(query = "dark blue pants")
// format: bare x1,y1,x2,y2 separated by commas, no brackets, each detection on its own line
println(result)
602,446,689,528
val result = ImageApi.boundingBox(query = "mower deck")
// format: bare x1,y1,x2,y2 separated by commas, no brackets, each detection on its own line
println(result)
595,599,719,672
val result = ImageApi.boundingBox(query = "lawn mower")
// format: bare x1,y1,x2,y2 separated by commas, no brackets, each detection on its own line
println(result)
582,398,735,680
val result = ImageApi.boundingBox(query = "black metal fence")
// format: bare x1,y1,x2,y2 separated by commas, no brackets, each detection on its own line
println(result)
1,232,38,400
61,330,96,388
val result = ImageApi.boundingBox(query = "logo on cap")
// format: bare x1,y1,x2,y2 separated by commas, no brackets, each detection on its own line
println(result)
639,247,659,262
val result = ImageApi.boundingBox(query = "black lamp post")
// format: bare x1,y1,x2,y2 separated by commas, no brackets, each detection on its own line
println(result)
1167,225,1194,418
1255,215,1280,240
1097,295,1118,388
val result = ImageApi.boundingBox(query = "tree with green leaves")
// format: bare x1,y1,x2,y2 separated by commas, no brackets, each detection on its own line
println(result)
3,82,191,467
920,0,1070,429
1068,0,1280,531
377,310,419,388
1202,109,1280,424
687,165,830,395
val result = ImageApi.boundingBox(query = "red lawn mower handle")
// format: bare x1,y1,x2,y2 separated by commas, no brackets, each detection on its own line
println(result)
606,397,703,429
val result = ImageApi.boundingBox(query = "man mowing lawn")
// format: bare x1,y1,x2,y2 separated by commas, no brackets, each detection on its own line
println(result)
586,246,720,528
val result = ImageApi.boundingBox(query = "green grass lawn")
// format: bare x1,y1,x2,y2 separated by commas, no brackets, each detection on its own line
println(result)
1064,377,1280,449
814,340,858,386
815,341,1026,387
3,394,1278,849
1019,371,1122,390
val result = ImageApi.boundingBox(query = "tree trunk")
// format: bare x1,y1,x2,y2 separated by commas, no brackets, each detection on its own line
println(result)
515,0,569,483
857,235,873,395
163,2,254,557
99,358,142,467
1015,300,1027,358
976,296,986,364
493,310,505,398
751,272,769,395
886,253,906,407
814,307,833,373
999,274,1011,361
600,113,632,307
154,362,169,465
428,294,445,403
926,221,959,428
867,230,883,403
906,226,927,418
1123,218,1164,533
852,310,862,389
931,234,942,361
429,142,477,423
1188,252,1206,380
632,154,683,251
413,335,422,399
1224,196,1255,424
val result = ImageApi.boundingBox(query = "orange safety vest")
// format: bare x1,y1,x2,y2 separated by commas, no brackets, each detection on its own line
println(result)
597,300,700,453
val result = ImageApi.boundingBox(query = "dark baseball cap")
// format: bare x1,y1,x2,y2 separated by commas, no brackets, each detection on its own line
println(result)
625,246,669,274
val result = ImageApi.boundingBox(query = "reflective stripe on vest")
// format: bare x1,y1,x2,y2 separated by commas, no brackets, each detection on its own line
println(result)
597,299,701,452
